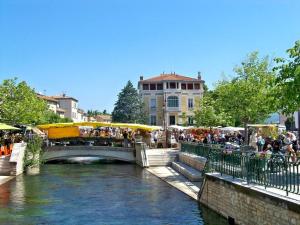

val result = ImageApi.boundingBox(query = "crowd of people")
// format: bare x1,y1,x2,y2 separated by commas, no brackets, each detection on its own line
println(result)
167,127,299,161
2,123,300,163
167,127,244,147
82,126,299,160
0,131,24,156
79,126,159,148
249,131,299,161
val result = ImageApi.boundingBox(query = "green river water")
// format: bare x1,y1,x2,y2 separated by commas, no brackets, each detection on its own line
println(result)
0,163,228,225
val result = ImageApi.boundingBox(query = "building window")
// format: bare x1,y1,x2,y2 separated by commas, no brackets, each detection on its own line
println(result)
169,115,176,125
157,83,163,90
143,84,149,90
188,116,194,125
181,83,186,90
150,83,156,90
150,98,156,109
150,115,156,125
167,96,179,108
187,83,193,90
72,112,77,119
169,82,176,89
188,98,194,109
194,83,200,90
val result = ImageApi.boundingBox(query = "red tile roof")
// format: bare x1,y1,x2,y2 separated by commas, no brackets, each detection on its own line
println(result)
56,108,66,113
37,94,58,103
140,73,200,83
52,95,78,102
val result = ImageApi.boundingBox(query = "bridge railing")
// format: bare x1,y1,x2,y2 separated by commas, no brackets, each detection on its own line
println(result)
181,143,300,196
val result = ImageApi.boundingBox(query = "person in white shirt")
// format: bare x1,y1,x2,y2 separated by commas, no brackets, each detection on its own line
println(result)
249,131,258,151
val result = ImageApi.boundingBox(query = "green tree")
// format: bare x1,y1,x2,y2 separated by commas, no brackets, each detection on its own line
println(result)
203,83,209,95
194,95,233,127
274,40,300,114
87,109,110,117
112,81,147,123
0,78,48,125
87,110,93,117
40,111,73,124
179,112,188,126
214,52,277,142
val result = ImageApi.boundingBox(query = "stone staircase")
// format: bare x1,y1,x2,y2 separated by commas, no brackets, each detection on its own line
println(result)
171,152,207,182
146,149,179,166
172,162,203,182
0,156,12,176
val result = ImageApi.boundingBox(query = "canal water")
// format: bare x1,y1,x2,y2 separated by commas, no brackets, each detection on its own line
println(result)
0,163,228,225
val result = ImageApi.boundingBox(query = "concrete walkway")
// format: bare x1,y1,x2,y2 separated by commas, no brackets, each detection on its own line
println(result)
146,166,200,200
0,176,14,186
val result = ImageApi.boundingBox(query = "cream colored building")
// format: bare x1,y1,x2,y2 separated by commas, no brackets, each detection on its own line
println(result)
37,94,65,118
78,108,88,122
138,73,205,126
52,94,81,122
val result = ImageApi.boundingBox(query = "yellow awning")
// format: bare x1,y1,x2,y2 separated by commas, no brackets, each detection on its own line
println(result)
47,127,80,139
37,122,161,132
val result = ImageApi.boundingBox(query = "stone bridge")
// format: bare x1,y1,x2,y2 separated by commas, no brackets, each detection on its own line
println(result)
42,146,136,162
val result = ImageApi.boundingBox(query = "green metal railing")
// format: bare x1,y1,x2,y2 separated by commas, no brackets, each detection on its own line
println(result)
181,142,223,159
181,143,300,195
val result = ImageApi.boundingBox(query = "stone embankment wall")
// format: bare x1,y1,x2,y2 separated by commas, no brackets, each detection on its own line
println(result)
179,152,206,171
9,143,27,176
199,174,300,225
135,142,149,167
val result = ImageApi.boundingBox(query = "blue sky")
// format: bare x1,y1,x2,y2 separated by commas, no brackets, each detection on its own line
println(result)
1,0,299,112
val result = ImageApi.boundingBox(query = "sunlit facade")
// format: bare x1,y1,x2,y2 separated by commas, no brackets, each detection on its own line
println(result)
138,73,205,126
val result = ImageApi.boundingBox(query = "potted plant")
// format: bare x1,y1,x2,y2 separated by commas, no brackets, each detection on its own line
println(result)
24,136,43,175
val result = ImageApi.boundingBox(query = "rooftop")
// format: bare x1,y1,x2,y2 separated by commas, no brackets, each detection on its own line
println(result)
139,73,202,83
56,108,66,113
77,108,85,114
37,94,58,103
52,94,78,102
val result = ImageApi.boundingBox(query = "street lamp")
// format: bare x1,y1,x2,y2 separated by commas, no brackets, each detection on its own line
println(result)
163,92,168,147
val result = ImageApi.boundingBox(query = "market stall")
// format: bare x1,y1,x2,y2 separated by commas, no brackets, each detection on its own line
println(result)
37,122,161,140
0,123,20,156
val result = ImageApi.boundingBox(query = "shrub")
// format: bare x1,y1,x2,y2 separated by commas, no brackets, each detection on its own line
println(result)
24,136,43,168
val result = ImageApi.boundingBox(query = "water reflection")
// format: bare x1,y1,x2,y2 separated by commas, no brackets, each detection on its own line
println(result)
10,176,25,208
0,182,10,206
0,164,228,225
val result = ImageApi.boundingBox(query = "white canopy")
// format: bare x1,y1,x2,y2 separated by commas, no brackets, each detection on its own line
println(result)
220,127,244,132
168,125,193,130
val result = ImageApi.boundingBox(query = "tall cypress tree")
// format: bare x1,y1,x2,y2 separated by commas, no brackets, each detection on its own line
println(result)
112,81,147,123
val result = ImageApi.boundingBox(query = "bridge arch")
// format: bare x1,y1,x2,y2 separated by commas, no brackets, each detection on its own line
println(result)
42,146,135,163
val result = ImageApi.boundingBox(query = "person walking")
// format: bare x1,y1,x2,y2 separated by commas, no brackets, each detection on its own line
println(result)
123,130,129,148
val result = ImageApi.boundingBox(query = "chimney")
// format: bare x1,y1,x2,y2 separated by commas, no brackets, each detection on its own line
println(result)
140,76,143,81
198,71,202,80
